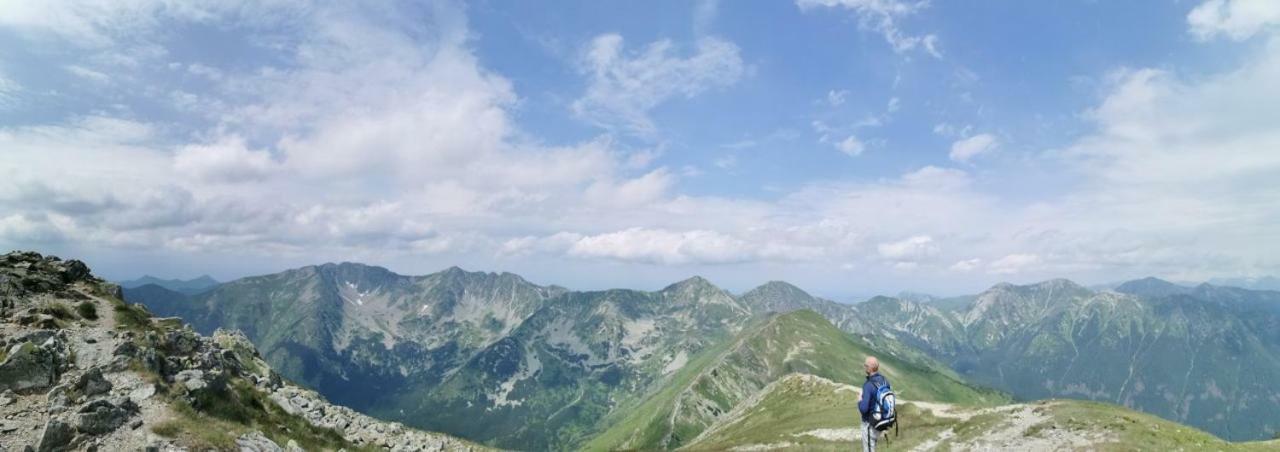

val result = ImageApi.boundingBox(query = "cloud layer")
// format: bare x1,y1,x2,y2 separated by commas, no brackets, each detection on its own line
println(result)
0,0,1277,294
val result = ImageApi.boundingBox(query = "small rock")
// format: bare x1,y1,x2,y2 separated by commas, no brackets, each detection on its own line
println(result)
130,418,143,429
174,369,208,392
0,389,16,405
128,383,157,402
236,431,283,452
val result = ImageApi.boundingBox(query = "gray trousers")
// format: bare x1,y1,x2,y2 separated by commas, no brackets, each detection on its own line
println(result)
861,420,878,452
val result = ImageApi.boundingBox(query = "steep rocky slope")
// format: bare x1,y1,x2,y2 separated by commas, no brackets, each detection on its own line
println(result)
0,251,482,451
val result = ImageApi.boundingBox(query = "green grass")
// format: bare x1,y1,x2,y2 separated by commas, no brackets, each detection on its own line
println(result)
42,302,75,320
76,301,98,320
114,301,156,333
585,311,1008,451
1033,400,1280,451
582,324,745,451
154,379,378,452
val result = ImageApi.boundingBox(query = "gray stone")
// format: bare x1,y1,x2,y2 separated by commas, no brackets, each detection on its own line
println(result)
0,389,15,405
0,342,60,393
128,383,157,402
36,419,74,452
72,367,111,398
74,399,135,435
174,369,207,392
236,431,283,452
45,384,71,414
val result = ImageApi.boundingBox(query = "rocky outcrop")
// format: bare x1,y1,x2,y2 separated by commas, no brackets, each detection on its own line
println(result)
0,251,485,452
268,384,478,451
0,335,68,393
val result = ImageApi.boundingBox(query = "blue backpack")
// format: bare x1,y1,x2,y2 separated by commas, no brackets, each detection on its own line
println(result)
870,378,898,433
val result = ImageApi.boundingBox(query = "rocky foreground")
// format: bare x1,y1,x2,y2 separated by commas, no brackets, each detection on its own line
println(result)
0,251,486,452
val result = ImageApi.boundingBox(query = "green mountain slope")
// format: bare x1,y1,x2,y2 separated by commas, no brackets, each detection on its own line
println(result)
585,310,1007,451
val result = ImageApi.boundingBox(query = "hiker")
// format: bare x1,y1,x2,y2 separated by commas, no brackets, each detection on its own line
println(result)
858,356,896,452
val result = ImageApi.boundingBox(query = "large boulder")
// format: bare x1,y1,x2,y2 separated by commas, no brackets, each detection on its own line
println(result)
75,398,138,435
36,419,75,452
0,341,60,393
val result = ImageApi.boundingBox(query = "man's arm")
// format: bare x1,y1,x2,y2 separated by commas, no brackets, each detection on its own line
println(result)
857,381,873,414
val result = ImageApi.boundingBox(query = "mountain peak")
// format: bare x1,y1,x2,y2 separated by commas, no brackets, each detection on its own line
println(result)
988,278,1088,294
663,275,717,292
1114,277,1192,298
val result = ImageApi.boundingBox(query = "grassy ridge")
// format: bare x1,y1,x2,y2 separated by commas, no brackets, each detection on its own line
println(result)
585,310,1008,451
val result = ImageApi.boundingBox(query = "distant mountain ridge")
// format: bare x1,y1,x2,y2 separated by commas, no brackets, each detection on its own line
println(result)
118,275,219,295
838,277,1280,441
124,263,1280,445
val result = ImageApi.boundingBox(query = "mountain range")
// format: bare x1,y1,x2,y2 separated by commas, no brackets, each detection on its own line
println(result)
123,261,1280,446
117,275,220,295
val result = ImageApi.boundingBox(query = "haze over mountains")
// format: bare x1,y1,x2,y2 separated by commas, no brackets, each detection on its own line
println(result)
124,261,1280,447
117,275,220,295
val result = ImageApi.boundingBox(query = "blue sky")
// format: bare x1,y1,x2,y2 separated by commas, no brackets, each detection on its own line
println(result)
1,0,1278,299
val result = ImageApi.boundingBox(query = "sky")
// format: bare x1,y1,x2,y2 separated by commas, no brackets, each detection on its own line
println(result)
1,0,1279,299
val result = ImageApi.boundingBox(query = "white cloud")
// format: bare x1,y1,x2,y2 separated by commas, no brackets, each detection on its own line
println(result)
796,0,940,57
827,89,849,106
1188,0,1280,41
64,65,109,83
573,33,745,136
988,254,1040,274
950,258,981,272
0,73,21,110
1,0,1278,293
566,228,754,265
900,165,971,190
836,135,866,156
173,137,279,183
948,133,998,162
877,235,940,261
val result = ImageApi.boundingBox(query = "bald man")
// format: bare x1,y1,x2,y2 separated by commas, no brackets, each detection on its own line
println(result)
857,356,889,452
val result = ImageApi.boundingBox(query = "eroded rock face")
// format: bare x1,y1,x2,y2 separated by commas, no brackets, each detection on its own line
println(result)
1,251,486,452
0,341,61,393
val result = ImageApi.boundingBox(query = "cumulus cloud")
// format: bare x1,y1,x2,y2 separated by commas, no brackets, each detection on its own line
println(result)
173,137,279,183
836,135,866,156
948,133,998,162
1188,0,1280,41
573,33,745,135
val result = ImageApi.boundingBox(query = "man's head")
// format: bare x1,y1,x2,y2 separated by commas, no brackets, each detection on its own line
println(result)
864,356,879,376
